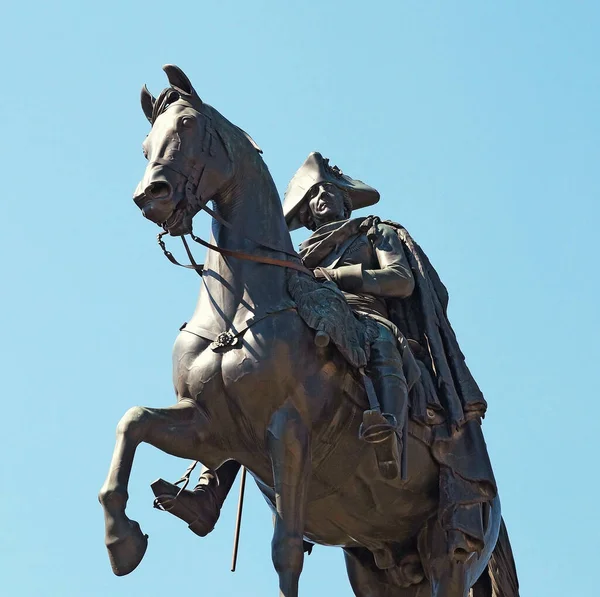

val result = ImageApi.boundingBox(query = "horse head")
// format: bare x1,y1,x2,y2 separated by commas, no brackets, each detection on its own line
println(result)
134,65,259,236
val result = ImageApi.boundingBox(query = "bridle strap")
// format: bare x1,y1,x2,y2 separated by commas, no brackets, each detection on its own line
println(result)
182,236,204,276
154,155,312,277
158,230,313,276
201,202,301,259
188,231,312,275
158,232,204,276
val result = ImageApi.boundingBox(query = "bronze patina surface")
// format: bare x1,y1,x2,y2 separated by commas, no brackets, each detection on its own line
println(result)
99,65,519,597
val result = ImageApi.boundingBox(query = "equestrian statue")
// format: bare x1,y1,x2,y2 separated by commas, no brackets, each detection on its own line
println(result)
99,65,519,597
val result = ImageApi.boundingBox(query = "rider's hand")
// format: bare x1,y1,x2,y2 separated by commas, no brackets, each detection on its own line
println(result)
313,267,335,282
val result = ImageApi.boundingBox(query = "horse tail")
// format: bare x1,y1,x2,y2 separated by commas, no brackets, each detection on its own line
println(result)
472,517,520,597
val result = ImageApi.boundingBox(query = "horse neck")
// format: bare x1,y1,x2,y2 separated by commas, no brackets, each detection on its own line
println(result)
192,158,295,329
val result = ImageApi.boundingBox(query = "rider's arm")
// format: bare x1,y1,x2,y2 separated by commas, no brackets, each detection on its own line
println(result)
328,223,414,298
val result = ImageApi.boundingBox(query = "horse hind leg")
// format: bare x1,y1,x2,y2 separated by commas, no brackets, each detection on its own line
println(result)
418,497,503,597
266,401,311,597
418,518,475,597
344,547,430,597
98,400,208,576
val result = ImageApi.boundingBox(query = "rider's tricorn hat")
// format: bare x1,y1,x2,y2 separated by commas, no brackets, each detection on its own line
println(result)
283,152,380,231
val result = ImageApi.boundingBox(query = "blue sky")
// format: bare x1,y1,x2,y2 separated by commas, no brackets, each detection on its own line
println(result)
1,1,598,595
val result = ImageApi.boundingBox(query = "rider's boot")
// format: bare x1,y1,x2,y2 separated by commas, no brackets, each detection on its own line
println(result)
151,460,240,536
359,327,409,480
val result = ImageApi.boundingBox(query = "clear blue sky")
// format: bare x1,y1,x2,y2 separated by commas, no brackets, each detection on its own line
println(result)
2,1,598,595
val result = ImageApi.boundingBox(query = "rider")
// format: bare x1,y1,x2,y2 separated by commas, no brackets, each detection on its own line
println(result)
286,154,498,561
284,152,420,479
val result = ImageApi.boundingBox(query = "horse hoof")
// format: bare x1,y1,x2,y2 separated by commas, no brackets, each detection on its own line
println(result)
105,519,148,576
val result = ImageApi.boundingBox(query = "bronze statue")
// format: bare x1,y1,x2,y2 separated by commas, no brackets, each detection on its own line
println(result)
99,65,519,597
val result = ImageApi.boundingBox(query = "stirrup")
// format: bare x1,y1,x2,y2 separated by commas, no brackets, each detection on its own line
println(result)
359,410,403,480
359,409,397,444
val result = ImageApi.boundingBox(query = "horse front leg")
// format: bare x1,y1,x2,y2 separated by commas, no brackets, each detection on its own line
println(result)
98,400,207,576
267,402,311,597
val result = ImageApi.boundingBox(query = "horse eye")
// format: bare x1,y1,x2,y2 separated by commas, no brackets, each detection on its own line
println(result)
181,117,194,129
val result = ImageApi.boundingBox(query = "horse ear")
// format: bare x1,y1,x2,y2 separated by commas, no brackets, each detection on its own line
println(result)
140,85,156,123
162,64,200,101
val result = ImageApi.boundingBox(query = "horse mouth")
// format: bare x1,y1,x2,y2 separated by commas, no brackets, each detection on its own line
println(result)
164,206,189,236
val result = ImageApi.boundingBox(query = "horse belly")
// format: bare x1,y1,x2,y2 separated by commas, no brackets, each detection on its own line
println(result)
303,434,439,547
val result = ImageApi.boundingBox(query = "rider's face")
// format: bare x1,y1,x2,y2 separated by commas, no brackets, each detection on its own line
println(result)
307,183,347,227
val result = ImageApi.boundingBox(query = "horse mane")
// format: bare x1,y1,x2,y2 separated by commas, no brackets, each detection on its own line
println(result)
205,104,264,157
151,88,181,124
150,88,263,158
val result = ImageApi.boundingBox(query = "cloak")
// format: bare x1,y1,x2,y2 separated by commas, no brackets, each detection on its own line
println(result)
300,216,498,555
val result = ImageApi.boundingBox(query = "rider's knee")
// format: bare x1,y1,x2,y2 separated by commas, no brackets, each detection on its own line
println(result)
370,326,403,363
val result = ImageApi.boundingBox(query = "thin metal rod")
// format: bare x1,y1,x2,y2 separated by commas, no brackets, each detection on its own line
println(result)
401,413,408,481
230,466,247,572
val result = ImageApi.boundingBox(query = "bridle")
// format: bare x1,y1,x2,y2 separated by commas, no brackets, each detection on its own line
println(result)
150,157,313,278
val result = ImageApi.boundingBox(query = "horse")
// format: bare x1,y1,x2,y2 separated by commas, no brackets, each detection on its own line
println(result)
99,65,517,597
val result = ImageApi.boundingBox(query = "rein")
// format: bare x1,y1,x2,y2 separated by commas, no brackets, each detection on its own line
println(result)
158,224,313,277
154,158,312,277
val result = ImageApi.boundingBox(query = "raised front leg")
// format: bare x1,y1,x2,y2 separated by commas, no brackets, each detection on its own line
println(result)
267,403,311,597
98,400,208,576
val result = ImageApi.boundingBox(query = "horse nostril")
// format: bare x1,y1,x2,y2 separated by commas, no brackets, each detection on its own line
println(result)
146,181,172,200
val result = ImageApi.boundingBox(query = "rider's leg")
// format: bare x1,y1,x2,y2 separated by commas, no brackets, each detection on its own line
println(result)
367,324,409,434
152,460,241,536
363,323,409,479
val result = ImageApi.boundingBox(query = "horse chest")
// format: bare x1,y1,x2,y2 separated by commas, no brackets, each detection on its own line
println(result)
220,342,284,397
